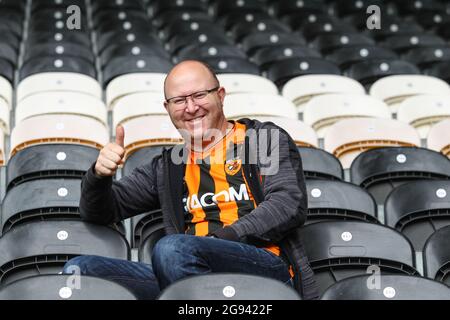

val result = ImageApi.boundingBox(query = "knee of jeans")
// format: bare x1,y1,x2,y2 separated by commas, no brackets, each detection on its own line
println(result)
151,234,195,266
63,255,97,274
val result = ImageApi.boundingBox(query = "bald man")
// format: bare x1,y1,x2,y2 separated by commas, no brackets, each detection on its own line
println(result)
63,60,318,300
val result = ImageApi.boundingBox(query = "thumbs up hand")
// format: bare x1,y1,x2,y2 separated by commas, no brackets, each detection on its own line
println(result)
94,125,126,177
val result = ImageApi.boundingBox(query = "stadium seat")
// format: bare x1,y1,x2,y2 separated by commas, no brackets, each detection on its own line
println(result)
404,47,450,70
332,0,386,18
303,94,391,138
167,31,233,56
27,31,91,49
0,42,17,74
298,221,418,295
23,43,95,65
250,116,318,147
382,34,446,54
385,180,450,251
121,115,183,159
423,225,450,285
305,180,378,224
158,273,301,300
327,46,398,72
199,57,260,75
9,114,109,158
427,119,450,157
161,20,225,43
230,19,291,42
0,220,129,285
297,147,343,180
324,118,421,169
365,17,424,41
0,98,9,134
281,74,365,112
370,75,450,111
6,144,99,190
139,227,166,263
321,274,450,300
251,45,321,71
300,16,357,41
0,58,14,84
224,93,298,119
272,0,325,20
240,32,306,57
0,275,137,300
0,131,4,166
16,72,103,102
397,95,450,138
96,31,161,56
112,92,166,128
217,74,278,95
92,0,144,14
219,11,272,31
123,146,166,177
311,33,375,55
0,74,13,108
213,0,269,17
15,92,107,126
175,44,247,63
132,209,164,249
100,43,170,69
351,147,450,205
106,73,166,110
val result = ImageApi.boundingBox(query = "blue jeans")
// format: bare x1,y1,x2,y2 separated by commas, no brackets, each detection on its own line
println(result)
63,234,292,300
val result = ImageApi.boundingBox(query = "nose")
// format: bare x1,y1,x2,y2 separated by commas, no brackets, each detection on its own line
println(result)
185,96,198,113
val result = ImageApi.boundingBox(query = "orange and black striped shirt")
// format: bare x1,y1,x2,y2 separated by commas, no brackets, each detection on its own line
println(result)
183,121,281,256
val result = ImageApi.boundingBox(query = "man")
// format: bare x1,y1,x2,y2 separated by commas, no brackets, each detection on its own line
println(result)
63,60,318,300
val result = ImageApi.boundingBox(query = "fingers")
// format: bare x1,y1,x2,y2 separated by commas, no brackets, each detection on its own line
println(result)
94,142,126,177
115,125,125,148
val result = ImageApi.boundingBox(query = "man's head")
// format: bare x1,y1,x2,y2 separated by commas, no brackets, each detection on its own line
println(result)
163,60,227,143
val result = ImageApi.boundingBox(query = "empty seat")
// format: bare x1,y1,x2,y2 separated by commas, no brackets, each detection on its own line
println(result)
311,33,375,55
382,34,446,54
281,74,365,111
217,74,278,95
9,114,109,158
252,45,321,71
99,43,169,69
351,147,450,205
161,20,225,42
306,180,378,224
240,32,306,56
132,209,164,249
397,95,450,138
151,0,207,17
0,42,17,70
266,57,341,88
122,115,183,159
321,274,450,300
251,116,318,147
167,32,233,56
16,72,102,102
303,94,391,138
365,17,424,41
176,44,247,62
427,119,450,157
199,57,260,75
324,118,421,169
6,144,99,190
300,16,357,41
106,73,166,110
139,227,166,262
158,273,301,300
230,19,291,42
0,220,129,285
23,43,95,65
0,275,137,300
224,93,298,119
0,58,14,84
15,92,107,126
113,92,166,128
404,47,450,70
299,221,418,295
123,146,166,177
328,46,398,71
370,75,450,111
0,132,4,166
213,0,268,17
385,180,450,251
0,98,9,134
297,147,343,181
0,75,13,108
424,224,450,284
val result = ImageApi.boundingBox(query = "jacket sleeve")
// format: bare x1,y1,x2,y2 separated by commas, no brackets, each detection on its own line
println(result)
79,157,161,225
227,127,308,243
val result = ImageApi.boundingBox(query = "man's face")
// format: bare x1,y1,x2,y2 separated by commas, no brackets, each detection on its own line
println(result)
164,64,226,142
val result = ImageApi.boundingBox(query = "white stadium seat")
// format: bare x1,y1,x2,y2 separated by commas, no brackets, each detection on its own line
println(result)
217,74,278,95
427,119,450,157
0,76,13,109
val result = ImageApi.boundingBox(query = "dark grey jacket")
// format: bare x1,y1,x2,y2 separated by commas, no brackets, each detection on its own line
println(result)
79,118,319,300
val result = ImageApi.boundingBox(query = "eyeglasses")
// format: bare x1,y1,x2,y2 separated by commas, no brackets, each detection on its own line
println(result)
166,86,220,106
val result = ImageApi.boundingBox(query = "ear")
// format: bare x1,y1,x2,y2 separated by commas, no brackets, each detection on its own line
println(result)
217,86,226,105
163,101,169,111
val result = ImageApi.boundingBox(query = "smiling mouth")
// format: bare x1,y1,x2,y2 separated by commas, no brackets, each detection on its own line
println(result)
188,115,205,124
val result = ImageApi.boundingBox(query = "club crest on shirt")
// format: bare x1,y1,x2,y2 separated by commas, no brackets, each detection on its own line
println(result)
225,158,242,176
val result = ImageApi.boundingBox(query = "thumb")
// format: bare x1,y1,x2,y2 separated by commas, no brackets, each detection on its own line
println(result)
115,125,125,148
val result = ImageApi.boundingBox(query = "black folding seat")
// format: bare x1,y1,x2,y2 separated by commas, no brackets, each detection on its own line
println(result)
252,45,321,71
305,180,378,224
384,180,450,251
123,146,166,176
382,34,446,54
395,0,443,16
132,210,164,249
283,12,334,32
0,43,17,68
31,8,87,23
311,33,375,55
91,0,144,15
29,18,89,33
435,21,450,40
0,12,23,38
97,31,160,55
423,225,450,285
96,17,152,35
157,274,301,300
426,61,450,83
0,275,137,300
19,56,96,81
403,46,450,70
6,144,99,190
139,227,166,263
219,11,272,31
230,19,291,42
0,220,129,285
297,147,343,181
328,45,398,71
0,0,26,13
347,59,420,88
151,0,208,17
167,32,233,56
414,11,450,30
0,33,21,52
161,20,225,42
271,0,325,20
333,0,386,17
321,274,450,300
266,57,341,88
199,57,260,75
301,17,357,41
100,43,169,69
152,11,213,29
93,10,150,30
0,58,14,84
176,44,246,62
213,0,268,18
31,0,86,13
103,55,173,87
240,32,306,56
298,221,418,295
351,147,450,205
366,17,424,41
27,31,92,49
23,43,95,65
